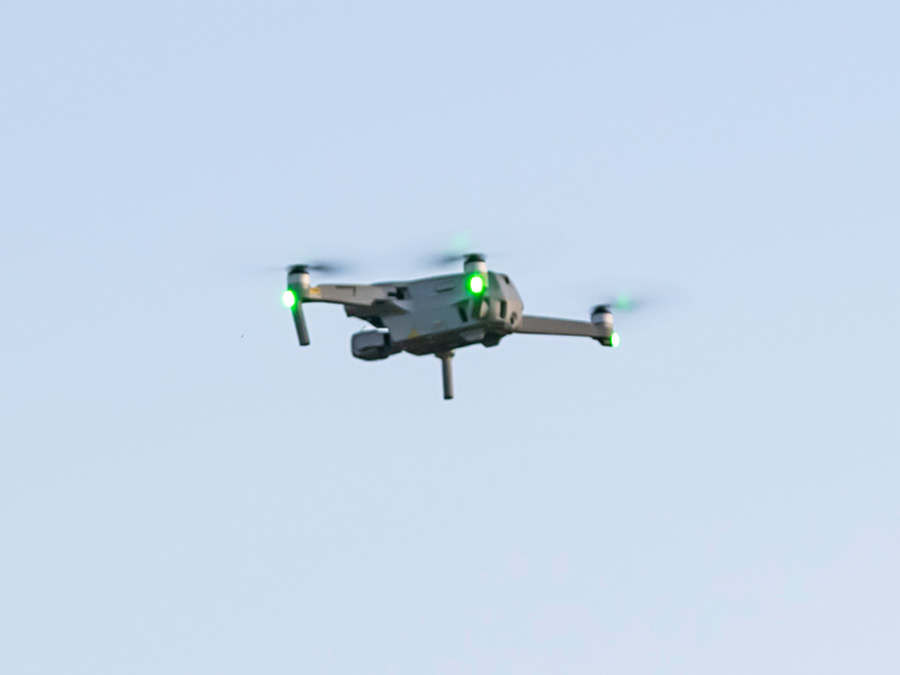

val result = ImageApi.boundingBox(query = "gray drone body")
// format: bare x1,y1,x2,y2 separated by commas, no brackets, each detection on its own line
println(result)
285,255,618,399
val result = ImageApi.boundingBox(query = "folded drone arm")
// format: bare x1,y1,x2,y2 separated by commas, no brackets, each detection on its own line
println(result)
515,315,604,338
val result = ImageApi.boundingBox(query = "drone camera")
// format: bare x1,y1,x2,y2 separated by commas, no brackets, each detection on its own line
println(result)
351,330,394,361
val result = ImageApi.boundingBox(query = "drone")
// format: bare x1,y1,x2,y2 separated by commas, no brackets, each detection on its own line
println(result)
282,254,621,400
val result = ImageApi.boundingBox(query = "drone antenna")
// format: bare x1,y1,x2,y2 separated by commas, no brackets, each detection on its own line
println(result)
437,351,454,400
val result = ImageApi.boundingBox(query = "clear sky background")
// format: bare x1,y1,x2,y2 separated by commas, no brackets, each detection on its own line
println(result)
2,1,899,673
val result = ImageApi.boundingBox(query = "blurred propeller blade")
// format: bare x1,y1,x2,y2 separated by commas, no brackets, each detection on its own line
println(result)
594,294,652,314
423,231,491,268
251,259,353,276
427,252,488,267
590,285,689,319
283,260,351,275
425,252,463,267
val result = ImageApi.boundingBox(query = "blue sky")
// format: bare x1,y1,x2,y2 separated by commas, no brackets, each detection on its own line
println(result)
2,2,899,672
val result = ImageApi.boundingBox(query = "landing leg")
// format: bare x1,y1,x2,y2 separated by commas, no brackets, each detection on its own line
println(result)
437,351,454,400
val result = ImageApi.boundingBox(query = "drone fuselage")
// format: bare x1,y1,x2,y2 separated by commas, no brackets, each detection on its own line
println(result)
344,270,525,359
285,257,617,398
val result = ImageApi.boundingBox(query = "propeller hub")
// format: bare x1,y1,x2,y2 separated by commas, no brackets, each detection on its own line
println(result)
591,305,614,332
287,265,311,290
463,253,488,275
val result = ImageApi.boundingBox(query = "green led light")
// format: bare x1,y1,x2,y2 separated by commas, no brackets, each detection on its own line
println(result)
467,274,485,295
610,332,620,348
615,295,632,311
282,290,297,308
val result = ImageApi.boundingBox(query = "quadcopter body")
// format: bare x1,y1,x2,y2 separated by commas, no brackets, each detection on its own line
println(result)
283,255,618,399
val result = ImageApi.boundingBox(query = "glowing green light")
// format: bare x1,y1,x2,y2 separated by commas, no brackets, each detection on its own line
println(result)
282,290,297,308
467,274,485,295
610,332,620,348
616,295,632,311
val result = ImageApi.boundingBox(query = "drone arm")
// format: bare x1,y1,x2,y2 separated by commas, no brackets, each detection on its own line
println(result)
285,276,311,346
515,315,604,338
302,284,392,307
290,303,311,346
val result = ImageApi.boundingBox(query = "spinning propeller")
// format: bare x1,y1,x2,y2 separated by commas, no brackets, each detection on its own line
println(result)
427,252,489,267
592,294,651,315
285,260,350,276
